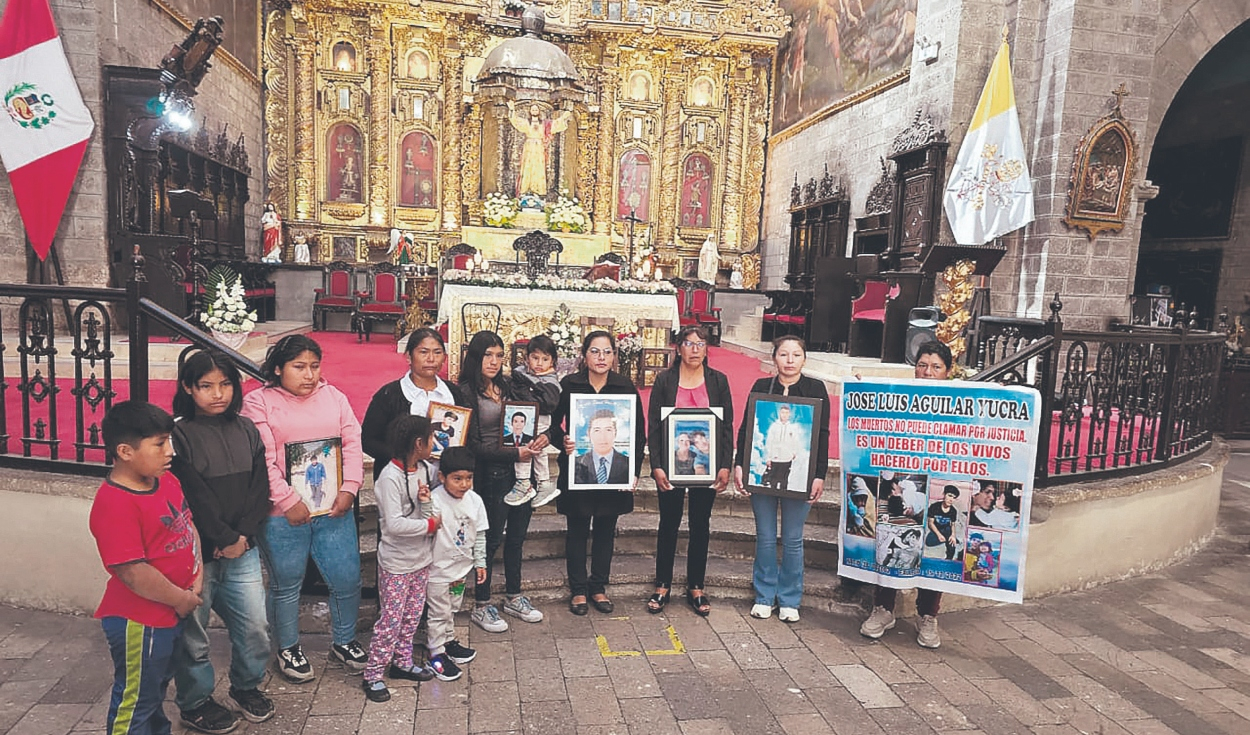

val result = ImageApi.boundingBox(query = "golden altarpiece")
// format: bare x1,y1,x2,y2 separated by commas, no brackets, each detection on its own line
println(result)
262,0,788,273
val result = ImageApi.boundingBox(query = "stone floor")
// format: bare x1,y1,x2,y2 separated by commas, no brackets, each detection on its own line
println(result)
4,448,1250,735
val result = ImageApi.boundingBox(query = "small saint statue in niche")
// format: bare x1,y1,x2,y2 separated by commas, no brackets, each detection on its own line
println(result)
729,261,744,290
261,203,283,262
292,233,311,264
507,100,572,199
698,234,720,285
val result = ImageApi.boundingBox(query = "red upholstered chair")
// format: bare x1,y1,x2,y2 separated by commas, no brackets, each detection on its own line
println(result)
687,282,723,345
312,261,356,331
848,279,896,357
354,263,406,342
778,293,809,339
760,291,785,341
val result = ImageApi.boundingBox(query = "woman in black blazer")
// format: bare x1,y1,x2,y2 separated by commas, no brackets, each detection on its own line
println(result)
733,335,830,624
647,326,734,616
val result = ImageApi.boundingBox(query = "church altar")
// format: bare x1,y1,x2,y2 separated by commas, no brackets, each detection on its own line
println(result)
438,283,681,376
461,225,609,265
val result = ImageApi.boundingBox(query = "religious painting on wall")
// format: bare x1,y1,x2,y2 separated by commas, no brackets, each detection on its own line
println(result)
399,131,437,208
627,71,651,101
332,41,357,72
1142,136,1242,240
327,123,364,203
680,153,713,228
617,149,652,221
406,49,430,79
1063,111,1137,241
772,0,918,133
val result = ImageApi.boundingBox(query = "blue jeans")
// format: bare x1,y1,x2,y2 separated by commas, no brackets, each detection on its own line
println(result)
257,512,361,649
173,548,269,710
751,493,811,609
102,617,182,735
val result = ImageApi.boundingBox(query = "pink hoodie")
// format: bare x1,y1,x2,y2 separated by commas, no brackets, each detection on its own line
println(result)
241,380,364,515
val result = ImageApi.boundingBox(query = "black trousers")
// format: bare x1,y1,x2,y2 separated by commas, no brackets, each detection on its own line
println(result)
476,468,533,603
565,514,620,597
655,486,717,590
875,587,942,617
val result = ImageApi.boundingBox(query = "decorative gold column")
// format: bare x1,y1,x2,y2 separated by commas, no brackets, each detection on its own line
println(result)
741,64,769,253
657,72,683,246
592,48,618,236
367,27,391,226
442,49,464,230
721,74,747,253
292,39,316,220
263,10,290,214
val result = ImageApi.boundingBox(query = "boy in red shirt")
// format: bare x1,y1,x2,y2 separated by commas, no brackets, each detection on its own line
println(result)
90,401,203,735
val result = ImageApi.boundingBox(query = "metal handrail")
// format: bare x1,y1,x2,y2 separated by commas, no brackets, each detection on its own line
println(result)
138,297,264,380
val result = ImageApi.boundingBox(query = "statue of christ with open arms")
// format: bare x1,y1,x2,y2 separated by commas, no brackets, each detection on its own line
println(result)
508,101,571,198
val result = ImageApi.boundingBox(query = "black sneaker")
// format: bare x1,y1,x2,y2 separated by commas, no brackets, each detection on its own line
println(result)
428,653,462,682
226,687,275,723
330,640,368,674
276,644,315,683
180,698,239,734
363,679,391,703
388,663,435,682
444,640,477,664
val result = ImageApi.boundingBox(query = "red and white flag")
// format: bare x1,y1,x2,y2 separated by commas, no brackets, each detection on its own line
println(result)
0,0,95,260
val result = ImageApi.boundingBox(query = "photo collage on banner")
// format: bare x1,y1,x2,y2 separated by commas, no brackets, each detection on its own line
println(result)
838,378,1041,603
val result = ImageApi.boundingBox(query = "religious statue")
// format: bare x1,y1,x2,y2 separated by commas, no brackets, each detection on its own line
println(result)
292,233,311,264
508,100,571,199
261,203,283,262
729,261,744,290
339,156,360,201
698,234,720,285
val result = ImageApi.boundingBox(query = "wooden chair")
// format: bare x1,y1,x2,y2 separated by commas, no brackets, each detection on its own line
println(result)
579,315,616,339
637,318,673,388
686,280,723,345
760,290,786,341
312,261,356,331
354,262,405,342
848,279,893,357
513,230,564,279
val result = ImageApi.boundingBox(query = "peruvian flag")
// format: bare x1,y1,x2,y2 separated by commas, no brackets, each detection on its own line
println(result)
0,0,95,260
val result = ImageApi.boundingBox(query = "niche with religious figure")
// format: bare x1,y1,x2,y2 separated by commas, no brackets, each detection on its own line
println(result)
331,41,357,72
617,148,652,221
327,123,364,203
398,131,438,209
680,153,714,229
405,49,432,79
481,101,579,202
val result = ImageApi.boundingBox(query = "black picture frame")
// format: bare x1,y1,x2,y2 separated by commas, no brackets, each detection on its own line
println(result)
741,392,823,499
568,393,638,491
662,407,720,487
501,401,540,448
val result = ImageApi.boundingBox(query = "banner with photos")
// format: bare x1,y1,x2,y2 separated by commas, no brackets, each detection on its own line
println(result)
838,378,1041,603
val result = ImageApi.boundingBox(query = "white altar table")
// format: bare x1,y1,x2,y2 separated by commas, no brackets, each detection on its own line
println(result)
438,283,681,376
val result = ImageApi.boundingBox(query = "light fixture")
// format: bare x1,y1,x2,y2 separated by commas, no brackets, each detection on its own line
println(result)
159,88,195,131
916,36,941,64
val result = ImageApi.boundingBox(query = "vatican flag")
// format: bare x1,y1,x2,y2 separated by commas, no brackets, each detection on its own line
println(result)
944,36,1034,245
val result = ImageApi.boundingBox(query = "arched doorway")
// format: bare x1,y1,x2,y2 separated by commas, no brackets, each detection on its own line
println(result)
1135,20,1250,328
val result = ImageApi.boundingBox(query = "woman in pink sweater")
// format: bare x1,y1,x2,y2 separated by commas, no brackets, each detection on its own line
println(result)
242,335,366,683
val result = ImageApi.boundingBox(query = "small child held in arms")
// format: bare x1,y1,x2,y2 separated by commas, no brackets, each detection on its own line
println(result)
170,352,275,733
363,416,442,702
425,446,488,681
506,334,562,508
90,401,202,735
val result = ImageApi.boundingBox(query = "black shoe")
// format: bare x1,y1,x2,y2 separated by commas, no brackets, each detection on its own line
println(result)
363,680,391,703
276,644,315,683
444,640,477,664
388,663,435,682
569,596,589,616
226,687,274,723
180,698,239,734
591,595,615,614
428,653,462,682
330,640,368,673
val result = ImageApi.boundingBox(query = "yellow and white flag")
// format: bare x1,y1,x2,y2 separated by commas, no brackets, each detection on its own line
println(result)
944,36,1034,245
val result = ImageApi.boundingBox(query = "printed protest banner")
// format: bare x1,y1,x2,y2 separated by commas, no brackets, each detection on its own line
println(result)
838,377,1041,604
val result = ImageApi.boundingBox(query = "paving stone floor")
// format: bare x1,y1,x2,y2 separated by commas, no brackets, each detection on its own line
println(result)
4,448,1250,735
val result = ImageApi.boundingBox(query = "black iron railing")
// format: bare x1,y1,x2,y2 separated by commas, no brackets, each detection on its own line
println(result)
971,295,1225,486
0,252,262,476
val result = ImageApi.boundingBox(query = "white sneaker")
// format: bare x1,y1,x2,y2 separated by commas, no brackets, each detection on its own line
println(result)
859,606,896,639
503,594,544,623
471,604,509,633
504,481,537,506
778,607,800,623
750,604,773,619
531,481,561,508
916,615,941,648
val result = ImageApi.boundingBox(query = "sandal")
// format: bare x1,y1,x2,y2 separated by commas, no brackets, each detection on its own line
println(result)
646,586,670,614
569,595,589,616
687,588,711,617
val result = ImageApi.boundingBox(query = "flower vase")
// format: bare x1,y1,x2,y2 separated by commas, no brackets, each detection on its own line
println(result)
211,329,249,351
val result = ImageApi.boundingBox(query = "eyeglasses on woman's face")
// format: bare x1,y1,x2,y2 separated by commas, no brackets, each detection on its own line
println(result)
681,340,707,351
587,347,614,357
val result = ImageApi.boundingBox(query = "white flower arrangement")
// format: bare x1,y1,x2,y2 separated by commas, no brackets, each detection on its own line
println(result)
201,266,258,334
546,303,581,358
441,267,676,295
546,190,589,234
483,192,521,228
615,330,642,359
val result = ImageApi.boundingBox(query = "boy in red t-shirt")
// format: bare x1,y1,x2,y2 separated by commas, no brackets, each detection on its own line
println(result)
90,401,203,735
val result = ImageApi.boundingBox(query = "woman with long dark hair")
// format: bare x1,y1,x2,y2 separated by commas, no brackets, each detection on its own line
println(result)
646,325,734,616
548,330,644,615
361,327,455,479
241,335,366,682
455,331,548,632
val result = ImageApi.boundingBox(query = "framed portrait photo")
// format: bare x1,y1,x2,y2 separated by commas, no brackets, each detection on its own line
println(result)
742,392,823,499
568,393,637,491
427,401,472,458
662,407,720,486
501,401,539,449
284,437,344,516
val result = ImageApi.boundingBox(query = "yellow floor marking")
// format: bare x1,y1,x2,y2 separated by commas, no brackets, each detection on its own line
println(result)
596,625,686,657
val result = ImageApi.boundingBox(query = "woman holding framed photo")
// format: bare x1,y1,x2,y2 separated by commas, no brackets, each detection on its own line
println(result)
647,326,734,616
548,331,645,615
733,335,831,623
455,331,549,632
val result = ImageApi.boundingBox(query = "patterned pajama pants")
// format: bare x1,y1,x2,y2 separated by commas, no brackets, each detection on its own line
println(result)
364,566,430,682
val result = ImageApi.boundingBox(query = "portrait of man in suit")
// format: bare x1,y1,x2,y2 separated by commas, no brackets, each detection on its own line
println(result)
574,408,630,485
504,411,535,448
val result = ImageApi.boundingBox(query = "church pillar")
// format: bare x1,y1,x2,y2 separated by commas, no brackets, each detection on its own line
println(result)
592,51,618,236
722,73,748,254
657,72,683,246
442,49,464,230
368,29,391,226
292,40,316,221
